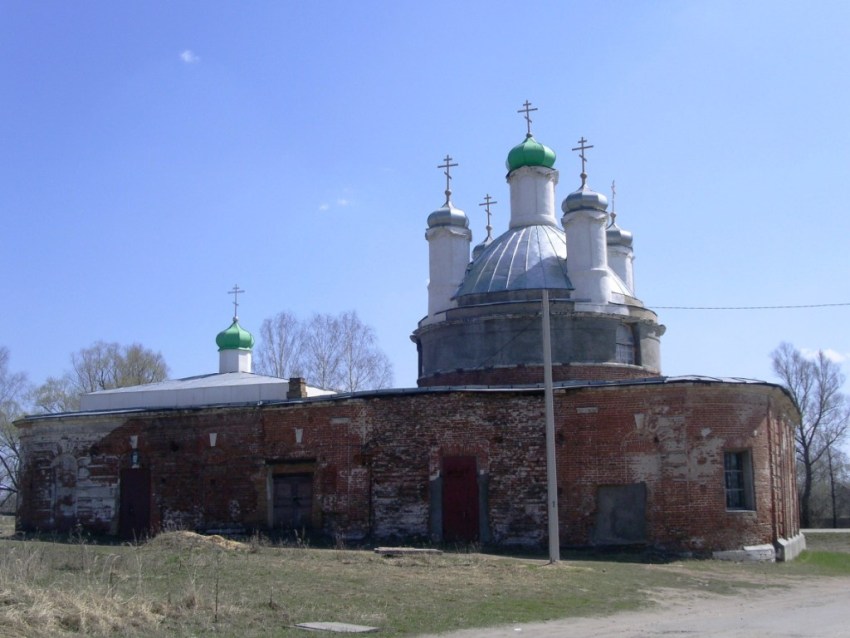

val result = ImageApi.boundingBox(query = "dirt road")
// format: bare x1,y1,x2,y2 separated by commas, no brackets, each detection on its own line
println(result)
419,577,850,638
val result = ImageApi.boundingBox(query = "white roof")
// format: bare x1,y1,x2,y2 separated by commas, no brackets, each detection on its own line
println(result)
78,372,334,411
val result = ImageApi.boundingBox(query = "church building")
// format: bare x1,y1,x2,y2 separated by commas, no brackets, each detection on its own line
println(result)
15,106,804,561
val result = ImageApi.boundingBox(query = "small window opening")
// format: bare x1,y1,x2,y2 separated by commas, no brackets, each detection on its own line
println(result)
615,324,637,365
724,450,755,511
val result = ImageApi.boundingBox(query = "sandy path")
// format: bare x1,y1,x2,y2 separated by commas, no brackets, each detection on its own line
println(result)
418,577,850,638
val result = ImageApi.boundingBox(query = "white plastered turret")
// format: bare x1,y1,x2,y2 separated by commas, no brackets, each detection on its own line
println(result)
561,178,612,307
507,165,560,228
220,348,252,373
606,212,635,295
426,197,471,317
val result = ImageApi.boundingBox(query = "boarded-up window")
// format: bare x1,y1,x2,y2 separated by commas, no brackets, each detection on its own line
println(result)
592,483,647,545
615,324,637,365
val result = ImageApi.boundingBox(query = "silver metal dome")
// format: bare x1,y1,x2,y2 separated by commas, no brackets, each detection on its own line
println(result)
427,202,469,229
562,185,609,213
606,219,633,247
455,224,572,296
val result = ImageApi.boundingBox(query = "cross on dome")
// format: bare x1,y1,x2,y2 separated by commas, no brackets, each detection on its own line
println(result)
437,154,458,205
479,193,497,240
608,180,618,227
228,284,245,322
571,137,594,187
517,100,538,137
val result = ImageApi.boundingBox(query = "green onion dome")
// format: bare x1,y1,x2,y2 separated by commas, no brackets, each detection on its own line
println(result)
506,134,556,172
215,320,255,351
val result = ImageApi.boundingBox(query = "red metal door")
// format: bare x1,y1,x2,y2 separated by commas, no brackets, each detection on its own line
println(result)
442,456,479,542
119,468,151,540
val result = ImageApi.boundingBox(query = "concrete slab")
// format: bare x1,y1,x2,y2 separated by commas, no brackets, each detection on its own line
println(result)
296,622,379,633
713,543,775,562
776,533,806,561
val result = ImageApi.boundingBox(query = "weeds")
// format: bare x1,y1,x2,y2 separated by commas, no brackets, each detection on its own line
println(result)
0,530,847,637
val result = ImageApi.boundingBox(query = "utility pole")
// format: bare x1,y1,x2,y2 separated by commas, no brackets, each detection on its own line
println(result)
828,444,838,528
542,289,560,562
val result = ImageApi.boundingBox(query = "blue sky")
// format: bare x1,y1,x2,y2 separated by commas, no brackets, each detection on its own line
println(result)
2,1,849,396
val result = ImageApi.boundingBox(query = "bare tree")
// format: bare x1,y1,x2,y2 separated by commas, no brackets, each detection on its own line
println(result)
69,341,168,395
29,375,79,413
825,444,843,528
254,312,305,378
254,310,393,392
0,347,29,509
771,342,850,527
336,311,393,392
303,313,345,390
119,343,169,387
30,341,169,415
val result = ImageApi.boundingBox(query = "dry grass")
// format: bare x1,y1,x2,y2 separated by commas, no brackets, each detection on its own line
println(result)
0,523,847,637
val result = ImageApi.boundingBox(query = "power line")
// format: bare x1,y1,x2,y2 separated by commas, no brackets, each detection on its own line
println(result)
652,302,850,310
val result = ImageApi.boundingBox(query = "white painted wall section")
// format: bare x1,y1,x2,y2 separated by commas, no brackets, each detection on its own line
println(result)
426,224,471,316
607,243,635,294
507,165,559,228
220,348,252,373
562,207,612,305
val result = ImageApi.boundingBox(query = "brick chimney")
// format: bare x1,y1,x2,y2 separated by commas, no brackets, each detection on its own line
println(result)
287,377,308,400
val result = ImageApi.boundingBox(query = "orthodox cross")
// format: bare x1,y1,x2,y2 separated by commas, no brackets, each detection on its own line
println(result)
479,194,497,240
571,137,594,175
228,284,245,321
611,179,617,224
517,100,538,136
438,154,458,205
610,180,617,225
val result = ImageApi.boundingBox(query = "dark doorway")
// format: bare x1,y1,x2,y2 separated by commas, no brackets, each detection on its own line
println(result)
442,456,479,542
119,468,151,540
273,474,313,530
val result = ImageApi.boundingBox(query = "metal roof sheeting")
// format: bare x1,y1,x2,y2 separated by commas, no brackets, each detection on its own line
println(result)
455,224,572,297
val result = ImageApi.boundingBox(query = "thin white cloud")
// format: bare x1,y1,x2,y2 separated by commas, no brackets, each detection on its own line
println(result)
318,193,354,212
180,50,200,64
822,349,847,363
800,347,848,363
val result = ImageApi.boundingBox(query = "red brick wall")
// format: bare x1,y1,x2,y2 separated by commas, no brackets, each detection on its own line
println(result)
17,380,799,554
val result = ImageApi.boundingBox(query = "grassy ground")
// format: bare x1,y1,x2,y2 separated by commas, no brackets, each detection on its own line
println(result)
0,515,848,638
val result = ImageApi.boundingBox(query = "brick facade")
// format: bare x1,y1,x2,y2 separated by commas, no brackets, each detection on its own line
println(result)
16,378,800,556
